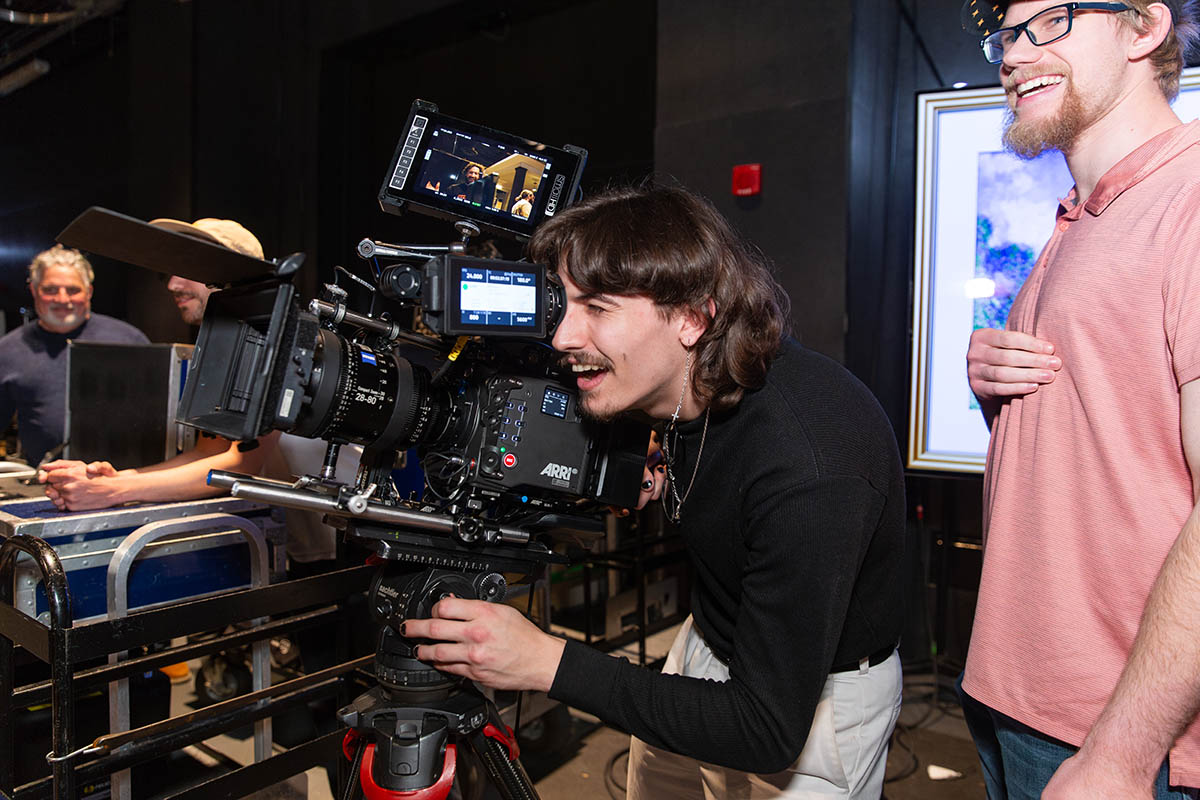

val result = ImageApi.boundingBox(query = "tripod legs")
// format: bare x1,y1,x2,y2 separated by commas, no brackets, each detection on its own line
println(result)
470,725,538,800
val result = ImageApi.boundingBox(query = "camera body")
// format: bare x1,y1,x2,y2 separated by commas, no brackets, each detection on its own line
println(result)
177,275,646,514
174,101,647,540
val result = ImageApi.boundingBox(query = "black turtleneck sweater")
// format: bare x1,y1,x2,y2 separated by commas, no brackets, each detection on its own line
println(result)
549,338,906,773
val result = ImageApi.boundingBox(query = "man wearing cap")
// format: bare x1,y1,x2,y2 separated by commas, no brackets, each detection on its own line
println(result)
37,218,276,506
38,216,359,557
960,1,1200,797
39,217,360,770
151,217,265,326
0,244,148,466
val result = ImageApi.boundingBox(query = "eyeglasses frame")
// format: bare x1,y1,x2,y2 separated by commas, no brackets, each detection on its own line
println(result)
980,2,1133,63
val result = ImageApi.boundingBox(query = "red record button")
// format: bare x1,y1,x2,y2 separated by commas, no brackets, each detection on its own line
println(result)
502,453,518,468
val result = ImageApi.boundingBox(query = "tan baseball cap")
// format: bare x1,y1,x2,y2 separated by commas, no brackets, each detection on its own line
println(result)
149,217,265,260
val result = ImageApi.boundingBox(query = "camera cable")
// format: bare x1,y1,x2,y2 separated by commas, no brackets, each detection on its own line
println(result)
605,746,630,799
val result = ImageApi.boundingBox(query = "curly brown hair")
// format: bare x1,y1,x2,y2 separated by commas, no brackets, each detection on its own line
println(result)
528,185,790,412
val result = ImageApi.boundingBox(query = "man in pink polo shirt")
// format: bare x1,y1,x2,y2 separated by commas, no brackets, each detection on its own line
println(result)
961,0,1200,797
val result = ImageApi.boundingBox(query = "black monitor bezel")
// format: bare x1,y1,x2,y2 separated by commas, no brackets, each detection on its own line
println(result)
378,100,587,241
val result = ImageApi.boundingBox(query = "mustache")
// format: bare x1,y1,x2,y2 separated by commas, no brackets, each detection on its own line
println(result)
558,352,614,371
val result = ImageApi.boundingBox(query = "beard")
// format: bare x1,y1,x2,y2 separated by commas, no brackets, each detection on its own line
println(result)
1002,74,1095,159
577,393,618,423
41,305,86,330
172,293,204,325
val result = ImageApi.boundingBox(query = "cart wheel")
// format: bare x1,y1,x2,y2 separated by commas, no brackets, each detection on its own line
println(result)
194,656,252,705
518,703,572,754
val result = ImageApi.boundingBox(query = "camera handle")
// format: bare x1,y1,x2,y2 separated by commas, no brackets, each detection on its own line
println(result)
355,219,479,264
356,238,467,261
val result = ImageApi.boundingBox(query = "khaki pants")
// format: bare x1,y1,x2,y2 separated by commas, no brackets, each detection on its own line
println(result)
627,616,902,799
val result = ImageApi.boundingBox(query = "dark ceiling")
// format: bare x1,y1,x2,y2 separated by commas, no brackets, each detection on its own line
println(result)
0,0,124,81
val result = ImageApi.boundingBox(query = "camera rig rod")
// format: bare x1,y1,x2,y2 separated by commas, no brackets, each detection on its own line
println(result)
308,298,441,352
356,238,465,260
206,470,531,545
309,299,401,340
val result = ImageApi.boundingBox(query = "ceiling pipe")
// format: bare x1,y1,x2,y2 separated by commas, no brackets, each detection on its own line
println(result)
0,7,84,25
0,0,123,75
0,57,50,96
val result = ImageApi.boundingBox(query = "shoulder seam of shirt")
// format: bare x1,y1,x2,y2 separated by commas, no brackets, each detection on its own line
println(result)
758,377,821,478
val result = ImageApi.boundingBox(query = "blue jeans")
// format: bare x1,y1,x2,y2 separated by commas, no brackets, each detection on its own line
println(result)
957,674,1199,800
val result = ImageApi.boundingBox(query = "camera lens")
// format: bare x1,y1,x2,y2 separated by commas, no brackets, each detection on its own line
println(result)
291,329,448,451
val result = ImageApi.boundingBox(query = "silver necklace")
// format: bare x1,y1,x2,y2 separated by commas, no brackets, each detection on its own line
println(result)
661,351,710,523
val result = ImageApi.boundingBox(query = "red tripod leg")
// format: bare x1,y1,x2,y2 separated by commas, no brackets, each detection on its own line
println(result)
482,722,520,761
343,730,362,762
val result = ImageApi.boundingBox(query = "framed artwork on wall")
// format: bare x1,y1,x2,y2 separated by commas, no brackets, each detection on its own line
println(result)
907,67,1200,473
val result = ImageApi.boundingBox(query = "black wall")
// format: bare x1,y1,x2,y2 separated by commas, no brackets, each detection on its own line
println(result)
657,0,853,361
845,0,1015,437
0,0,658,342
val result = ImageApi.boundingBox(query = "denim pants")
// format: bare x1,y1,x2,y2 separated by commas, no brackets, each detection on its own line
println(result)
957,674,1199,800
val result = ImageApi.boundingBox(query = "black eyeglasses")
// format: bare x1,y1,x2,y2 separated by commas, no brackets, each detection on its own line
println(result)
980,2,1132,63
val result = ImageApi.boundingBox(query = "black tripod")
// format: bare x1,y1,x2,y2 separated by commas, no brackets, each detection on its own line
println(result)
338,566,540,800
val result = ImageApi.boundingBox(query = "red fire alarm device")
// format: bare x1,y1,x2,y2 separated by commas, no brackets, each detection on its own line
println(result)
732,163,762,197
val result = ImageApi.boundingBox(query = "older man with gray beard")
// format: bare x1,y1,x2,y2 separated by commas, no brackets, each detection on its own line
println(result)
0,244,147,465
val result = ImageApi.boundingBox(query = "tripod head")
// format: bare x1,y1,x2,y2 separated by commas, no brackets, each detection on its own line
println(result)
368,567,507,696
339,556,540,799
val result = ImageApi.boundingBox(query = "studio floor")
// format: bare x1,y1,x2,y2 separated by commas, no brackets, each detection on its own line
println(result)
519,676,985,800
159,623,985,799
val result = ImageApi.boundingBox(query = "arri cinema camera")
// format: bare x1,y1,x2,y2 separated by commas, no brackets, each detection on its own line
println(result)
176,100,648,567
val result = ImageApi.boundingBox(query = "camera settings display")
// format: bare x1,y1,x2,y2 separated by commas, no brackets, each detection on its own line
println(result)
541,387,570,419
458,265,538,329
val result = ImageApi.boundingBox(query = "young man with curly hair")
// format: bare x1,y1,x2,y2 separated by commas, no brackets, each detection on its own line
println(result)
404,185,906,799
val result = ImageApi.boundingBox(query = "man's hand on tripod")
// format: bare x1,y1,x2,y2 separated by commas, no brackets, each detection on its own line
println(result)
405,596,566,692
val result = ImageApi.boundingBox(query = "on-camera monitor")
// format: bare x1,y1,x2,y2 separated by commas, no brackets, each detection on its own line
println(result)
443,256,545,337
379,101,587,241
